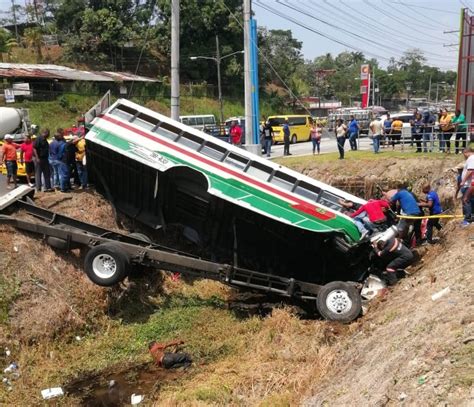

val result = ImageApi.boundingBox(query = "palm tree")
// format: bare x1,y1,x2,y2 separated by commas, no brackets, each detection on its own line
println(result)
23,27,43,62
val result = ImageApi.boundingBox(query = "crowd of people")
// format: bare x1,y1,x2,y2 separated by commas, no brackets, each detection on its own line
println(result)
0,126,87,193
337,147,474,285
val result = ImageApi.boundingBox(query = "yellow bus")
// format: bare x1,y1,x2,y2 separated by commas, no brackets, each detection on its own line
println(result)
267,115,313,144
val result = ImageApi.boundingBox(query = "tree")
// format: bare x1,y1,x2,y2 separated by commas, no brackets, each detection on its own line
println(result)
258,28,304,87
154,0,243,85
0,30,18,62
23,27,44,62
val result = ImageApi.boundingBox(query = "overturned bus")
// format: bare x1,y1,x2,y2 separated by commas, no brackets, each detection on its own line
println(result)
81,96,389,322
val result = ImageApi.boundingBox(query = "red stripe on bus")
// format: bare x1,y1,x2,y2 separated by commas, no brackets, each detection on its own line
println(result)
100,114,336,221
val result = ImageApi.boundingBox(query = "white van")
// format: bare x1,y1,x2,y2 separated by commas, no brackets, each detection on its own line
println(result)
179,114,216,131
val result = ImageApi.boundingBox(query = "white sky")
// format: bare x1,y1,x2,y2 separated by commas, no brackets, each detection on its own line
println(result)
0,0,471,71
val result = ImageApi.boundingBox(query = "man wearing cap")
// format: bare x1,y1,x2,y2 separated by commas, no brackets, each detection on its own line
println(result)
0,135,21,189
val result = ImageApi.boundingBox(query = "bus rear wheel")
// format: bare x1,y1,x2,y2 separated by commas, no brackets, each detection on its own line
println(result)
84,243,131,286
316,281,361,323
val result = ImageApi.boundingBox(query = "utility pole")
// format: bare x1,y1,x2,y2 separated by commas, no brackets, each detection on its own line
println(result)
428,75,432,104
11,0,19,43
216,35,224,124
243,0,252,145
170,0,180,121
371,70,375,107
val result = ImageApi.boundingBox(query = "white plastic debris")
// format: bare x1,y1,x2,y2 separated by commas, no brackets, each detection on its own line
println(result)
75,336,81,341
361,274,387,301
41,387,64,400
398,392,408,401
3,363,17,373
131,393,144,405
5,348,11,357
13,246,18,253
431,287,450,301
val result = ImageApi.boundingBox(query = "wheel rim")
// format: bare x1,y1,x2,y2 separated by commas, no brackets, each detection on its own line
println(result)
92,254,117,279
326,289,353,315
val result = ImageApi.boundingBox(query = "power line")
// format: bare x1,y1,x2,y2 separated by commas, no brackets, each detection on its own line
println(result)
254,0,393,62
128,0,157,98
392,1,458,14
276,0,452,61
380,0,453,31
220,0,313,115
316,0,417,48
337,0,441,46
362,0,449,42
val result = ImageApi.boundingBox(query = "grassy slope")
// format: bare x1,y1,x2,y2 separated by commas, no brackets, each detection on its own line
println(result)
0,151,472,406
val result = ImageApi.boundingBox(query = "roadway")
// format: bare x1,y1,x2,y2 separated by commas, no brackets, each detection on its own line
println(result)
268,136,373,159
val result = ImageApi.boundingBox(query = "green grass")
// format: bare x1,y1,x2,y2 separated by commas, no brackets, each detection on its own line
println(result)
274,149,464,166
0,274,19,324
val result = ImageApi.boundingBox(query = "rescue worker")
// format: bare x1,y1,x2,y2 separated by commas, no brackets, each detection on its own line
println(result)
148,340,192,369
374,236,414,286
418,183,443,243
389,183,423,246
350,198,390,236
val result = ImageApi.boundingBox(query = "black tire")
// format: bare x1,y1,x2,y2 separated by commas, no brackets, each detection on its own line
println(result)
128,232,152,244
291,134,297,144
316,281,362,323
84,243,131,286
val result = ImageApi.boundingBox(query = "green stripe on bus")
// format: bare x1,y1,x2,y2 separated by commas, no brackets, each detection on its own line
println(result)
90,126,360,241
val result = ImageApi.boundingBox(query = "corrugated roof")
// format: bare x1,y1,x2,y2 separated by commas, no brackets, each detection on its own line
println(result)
102,71,157,82
0,63,158,82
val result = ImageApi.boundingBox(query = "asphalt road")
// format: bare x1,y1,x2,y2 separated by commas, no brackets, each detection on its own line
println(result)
0,173,8,198
268,136,373,159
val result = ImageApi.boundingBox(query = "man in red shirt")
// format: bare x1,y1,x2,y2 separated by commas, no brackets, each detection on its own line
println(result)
20,135,35,187
350,199,390,237
230,121,242,146
0,134,21,189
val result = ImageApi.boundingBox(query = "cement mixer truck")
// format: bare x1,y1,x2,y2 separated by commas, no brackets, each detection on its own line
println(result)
0,107,32,178
0,107,31,141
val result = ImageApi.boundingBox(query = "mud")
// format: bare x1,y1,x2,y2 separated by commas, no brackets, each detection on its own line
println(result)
64,363,185,406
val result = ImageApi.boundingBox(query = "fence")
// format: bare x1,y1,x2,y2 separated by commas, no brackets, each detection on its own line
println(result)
363,125,474,153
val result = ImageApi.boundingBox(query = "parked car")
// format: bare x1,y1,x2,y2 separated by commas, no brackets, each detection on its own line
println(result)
267,115,312,144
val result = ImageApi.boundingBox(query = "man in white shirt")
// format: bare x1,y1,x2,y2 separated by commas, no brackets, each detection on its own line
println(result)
369,117,383,154
460,146,474,226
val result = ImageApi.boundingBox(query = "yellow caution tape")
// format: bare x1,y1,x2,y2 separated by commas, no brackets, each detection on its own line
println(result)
397,214,463,220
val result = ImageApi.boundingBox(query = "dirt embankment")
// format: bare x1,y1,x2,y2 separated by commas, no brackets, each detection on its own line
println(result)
0,156,472,406
304,221,474,406
287,155,461,207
